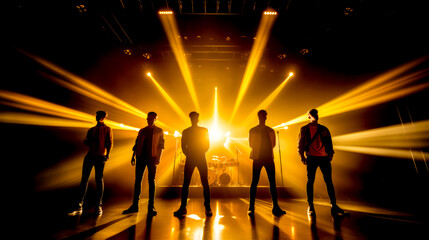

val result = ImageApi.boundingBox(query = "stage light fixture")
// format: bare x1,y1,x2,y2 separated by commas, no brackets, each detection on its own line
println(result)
142,52,152,60
174,130,181,138
124,49,132,55
263,11,278,15
158,10,173,15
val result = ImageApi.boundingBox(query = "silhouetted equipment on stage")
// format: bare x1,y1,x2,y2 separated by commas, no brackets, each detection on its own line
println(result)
178,155,239,186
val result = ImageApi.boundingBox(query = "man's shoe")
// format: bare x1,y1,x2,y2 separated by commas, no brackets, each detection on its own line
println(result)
68,204,83,216
148,206,157,216
247,206,255,217
173,207,187,217
96,206,103,216
123,205,139,214
205,207,213,217
331,204,345,216
307,204,316,217
272,206,286,216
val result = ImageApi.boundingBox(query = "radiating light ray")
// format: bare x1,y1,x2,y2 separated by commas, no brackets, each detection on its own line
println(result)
158,13,200,111
334,146,429,161
333,119,429,161
243,73,294,124
210,87,225,143
333,120,429,148
230,12,277,122
18,49,171,130
0,90,139,131
274,58,429,129
146,73,189,123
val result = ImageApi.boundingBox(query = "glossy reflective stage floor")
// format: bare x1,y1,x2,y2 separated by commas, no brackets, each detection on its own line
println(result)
37,197,427,240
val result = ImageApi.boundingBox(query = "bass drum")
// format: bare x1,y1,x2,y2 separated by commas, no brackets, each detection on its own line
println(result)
207,169,217,185
218,172,231,186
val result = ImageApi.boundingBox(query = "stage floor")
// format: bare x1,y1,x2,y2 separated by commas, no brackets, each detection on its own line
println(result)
31,197,427,240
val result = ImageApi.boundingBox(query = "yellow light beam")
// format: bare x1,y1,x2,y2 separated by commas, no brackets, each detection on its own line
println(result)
243,72,293,124
146,72,189,123
210,87,224,143
0,90,140,131
18,49,171,130
158,13,200,111
274,58,429,129
334,145,429,161
230,11,277,122
332,120,429,149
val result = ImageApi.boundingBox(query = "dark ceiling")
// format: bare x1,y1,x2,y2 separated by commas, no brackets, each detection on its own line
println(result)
9,0,429,74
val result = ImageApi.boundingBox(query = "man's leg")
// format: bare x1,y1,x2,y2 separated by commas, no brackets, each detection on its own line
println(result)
133,160,147,206
264,161,279,206
78,155,94,207
94,156,106,214
197,160,212,216
265,161,286,216
249,160,263,214
174,161,195,216
319,158,336,205
147,163,158,215
70,155,93,215
123,159,147,214
306,156,319,206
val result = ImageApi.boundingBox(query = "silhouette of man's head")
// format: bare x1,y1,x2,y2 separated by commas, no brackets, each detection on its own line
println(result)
189,111,199,126
147,112,158,126
307,109,319,122
96,111,107,122
258,110,267,124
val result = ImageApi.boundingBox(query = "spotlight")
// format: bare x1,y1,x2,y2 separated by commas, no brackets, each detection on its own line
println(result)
142,52,152,60
124,49,132,56
174,131,181,138
263,11,278,15
158,10,173,15
289,72,294,77
299,49,309,55
344,7,354,16
147,72,152,77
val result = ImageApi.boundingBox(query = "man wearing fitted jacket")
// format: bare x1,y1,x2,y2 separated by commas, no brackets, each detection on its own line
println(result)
174,111,212,217
123,111,164,215
69,110,113,216
298,109,345,217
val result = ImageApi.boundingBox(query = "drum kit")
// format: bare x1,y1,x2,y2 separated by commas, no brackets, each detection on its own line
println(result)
207,155,238,186
177,155,239,186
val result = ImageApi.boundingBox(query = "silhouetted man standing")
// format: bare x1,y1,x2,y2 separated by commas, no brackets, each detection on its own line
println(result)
174,111,212,217
69,110,113,216
123,112,164,215
298,109,344,217
248,110,286,217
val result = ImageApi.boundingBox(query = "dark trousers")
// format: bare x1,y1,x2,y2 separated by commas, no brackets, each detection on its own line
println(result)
78,155,106,206
181,158,210,208
133,158,157,207
249,159,279,207
306,155,337,205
